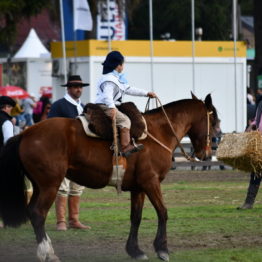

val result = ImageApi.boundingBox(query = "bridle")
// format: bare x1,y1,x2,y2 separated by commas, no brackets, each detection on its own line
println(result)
205,111,213,154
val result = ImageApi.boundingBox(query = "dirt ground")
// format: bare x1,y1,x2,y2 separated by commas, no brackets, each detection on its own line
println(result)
0,170,254,262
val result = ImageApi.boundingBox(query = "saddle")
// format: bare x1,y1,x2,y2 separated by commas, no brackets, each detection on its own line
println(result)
80,102,147,141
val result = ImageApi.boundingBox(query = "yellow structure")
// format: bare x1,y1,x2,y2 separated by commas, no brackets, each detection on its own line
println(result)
51,40,246,58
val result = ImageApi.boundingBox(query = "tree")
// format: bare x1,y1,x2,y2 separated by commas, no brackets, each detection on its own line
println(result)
0,0,55,49
127,0,233,40
126,0,254,41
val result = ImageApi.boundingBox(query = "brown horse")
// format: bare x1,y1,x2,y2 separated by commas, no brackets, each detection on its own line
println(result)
0,93,218,262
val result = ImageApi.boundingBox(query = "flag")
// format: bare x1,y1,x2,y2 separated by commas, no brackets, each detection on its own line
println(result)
73,0,93,31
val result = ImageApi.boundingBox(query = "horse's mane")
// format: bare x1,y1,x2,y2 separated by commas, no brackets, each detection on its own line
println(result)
143,99,199,115
143,98,219,126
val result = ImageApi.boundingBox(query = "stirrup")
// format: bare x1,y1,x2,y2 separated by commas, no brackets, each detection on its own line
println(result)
121,139,144,157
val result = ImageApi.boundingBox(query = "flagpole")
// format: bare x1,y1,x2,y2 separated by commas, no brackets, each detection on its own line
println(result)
191,0,195,93
233,0,238,131
59,0,67,83
107,0,111,51
149,0,154,93
73,0,77,75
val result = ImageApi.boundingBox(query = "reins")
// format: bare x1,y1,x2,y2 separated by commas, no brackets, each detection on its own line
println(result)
205,110,213,154
112,117,122,194
145,97,213,162
144,131,172,154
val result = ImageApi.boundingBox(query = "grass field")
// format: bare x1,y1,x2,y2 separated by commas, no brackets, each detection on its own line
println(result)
1,170,262,262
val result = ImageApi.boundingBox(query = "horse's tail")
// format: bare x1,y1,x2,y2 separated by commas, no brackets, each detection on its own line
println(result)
0,134,29,227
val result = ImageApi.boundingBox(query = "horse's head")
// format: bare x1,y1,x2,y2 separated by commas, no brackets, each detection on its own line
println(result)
187,93,219,161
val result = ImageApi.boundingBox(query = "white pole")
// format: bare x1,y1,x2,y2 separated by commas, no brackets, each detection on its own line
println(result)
149,0,154,92
73,0,77,74
191,0,195,93
107,0,112,51
59,0,67,83
233,0,238,131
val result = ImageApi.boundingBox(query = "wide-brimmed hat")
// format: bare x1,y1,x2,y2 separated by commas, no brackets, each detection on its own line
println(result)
102,51,124,74
61,75,89,87
0,96,16,107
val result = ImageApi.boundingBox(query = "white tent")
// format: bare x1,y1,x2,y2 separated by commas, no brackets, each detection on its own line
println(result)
14,28,50,59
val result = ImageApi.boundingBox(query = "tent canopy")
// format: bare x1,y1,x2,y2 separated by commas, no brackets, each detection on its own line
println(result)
14,28,51,59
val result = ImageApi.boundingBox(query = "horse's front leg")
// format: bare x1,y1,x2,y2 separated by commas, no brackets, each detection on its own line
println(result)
145,180,169,261
28,186,61,262
126,191,148,260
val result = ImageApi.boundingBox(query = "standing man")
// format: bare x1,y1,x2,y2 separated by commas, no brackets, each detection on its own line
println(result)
238,98,262,209
0,95,16,228
22,93,36,127
0,96,16,149
48,75,90,231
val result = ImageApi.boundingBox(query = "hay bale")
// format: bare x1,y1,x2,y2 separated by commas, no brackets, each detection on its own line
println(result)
216,131,262,173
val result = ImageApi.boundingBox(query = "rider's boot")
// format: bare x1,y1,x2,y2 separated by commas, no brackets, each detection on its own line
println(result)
120,128,144,157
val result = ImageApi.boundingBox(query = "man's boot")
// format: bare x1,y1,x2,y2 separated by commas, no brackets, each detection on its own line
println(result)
55,195,67,231
68,195,90,229
120,128,144,157
237,183,260,209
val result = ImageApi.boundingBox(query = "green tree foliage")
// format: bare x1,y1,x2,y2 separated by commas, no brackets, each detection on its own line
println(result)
0,0,53,47
128,0,234,40
239,0,253,15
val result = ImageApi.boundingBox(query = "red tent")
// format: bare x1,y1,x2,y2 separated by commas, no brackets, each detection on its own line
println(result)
0,86,29,99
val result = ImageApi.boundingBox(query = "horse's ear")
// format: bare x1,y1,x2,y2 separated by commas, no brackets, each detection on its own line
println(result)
191,91,198,100
204,94,213,110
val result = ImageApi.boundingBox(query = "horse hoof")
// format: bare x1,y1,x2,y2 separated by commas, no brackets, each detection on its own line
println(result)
157,251,169,261
135,254,149,260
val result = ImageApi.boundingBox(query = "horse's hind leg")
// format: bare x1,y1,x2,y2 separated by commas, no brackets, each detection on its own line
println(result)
126,191,148,260
28,186,61,262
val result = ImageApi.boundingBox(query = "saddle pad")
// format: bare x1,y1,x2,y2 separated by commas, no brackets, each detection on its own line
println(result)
77,115,147,140
77,115,99,138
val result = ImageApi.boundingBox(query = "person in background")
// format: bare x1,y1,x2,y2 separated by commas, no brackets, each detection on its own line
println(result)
255,88,262,106
238,98,262,209
95,50,157,157
11,99,26,134
33,94,51,123
0,95,16,228
48,75,90,231
0,96,16,149
247,88,256,129
22,93,36,127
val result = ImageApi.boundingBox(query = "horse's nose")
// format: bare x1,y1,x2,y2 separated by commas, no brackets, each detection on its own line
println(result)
203,155,212,161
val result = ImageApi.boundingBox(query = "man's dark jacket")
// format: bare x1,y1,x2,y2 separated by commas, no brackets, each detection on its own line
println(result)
48,98,83,119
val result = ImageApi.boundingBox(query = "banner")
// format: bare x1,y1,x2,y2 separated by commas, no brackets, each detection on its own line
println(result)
73,0,93,31
97,0,126,40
